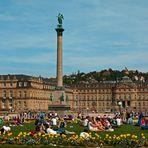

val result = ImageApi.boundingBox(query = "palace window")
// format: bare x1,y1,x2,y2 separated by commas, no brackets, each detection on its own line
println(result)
107,95,109,100
127,101,131,106
4,81,6,87
87,96,89,100
10,81,13,87
24,82,28,87
24,101,27,107
79,95,81,100
2,99,6,103
3,90,6,98
18,91,21,98
9,90,13,98
9,99,13,103
24,91,27,98
75,95,78,100
119,95,121,99
84,96,86,100
75,101,78,106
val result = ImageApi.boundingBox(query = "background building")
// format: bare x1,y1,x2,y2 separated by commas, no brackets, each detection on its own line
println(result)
71,76,148,113
0,75,72,112
0,75,147,113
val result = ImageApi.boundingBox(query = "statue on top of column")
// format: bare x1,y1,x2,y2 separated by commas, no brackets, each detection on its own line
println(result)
57,13,64,28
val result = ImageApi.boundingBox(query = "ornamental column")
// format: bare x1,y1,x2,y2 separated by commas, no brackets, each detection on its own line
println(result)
55,13,64,87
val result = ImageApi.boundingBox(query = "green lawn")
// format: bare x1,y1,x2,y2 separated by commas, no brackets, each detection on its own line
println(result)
1,122,147,138
66,122,148,138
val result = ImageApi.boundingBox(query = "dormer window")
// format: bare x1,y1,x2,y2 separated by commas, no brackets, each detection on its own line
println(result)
19,82,23,87
24,82,27,87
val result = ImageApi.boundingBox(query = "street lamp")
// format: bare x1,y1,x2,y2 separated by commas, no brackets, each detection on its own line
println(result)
86,108,89,113
126,105,129,110
118,101,122,113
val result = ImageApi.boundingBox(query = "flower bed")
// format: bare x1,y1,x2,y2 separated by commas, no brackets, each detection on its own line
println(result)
0,132,147,147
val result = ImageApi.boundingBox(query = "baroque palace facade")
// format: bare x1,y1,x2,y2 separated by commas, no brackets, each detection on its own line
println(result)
0,75,73,112
71,76,148,113
73,76,148,112
0,74,148,113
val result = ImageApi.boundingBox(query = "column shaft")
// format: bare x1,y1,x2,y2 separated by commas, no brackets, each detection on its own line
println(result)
56,28,64,87
57,33,63,87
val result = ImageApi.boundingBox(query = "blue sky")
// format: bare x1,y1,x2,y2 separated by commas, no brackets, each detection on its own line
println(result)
0,0,148,77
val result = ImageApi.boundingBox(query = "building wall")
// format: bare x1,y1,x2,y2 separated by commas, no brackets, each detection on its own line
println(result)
0,75,147,113
71,79,148,113
0,75,53,112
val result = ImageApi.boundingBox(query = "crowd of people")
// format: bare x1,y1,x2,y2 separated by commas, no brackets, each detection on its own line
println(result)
28,110,148,136
31,113,75,135
0,110,147,136
78,110,148,132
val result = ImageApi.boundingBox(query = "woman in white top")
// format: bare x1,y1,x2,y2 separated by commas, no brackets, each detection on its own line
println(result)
116,116,121,126
80,129,90,139
88,117,98,131
51,117,57,126
0,125,11,134
83,118,89,127
47,127,57,134
46,124,57,134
